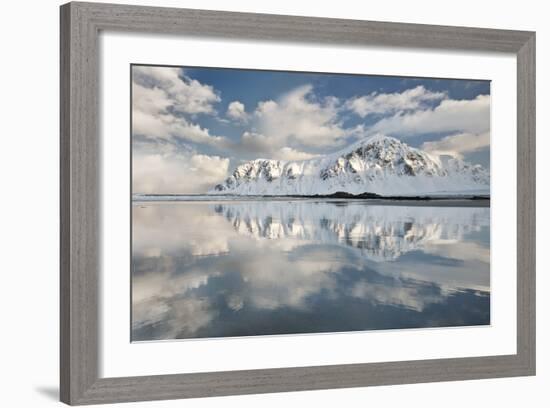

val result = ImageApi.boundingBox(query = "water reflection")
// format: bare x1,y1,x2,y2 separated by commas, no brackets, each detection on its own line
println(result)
132,200,490,341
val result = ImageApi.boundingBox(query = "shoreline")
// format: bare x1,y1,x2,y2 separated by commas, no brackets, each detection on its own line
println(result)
132,193,490,207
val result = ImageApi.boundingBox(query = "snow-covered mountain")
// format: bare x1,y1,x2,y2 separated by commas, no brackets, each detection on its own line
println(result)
210,134,490,196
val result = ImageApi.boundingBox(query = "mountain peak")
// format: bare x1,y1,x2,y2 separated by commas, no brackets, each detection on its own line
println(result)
362,133,400,145
211,136,489,196
329,133,400,156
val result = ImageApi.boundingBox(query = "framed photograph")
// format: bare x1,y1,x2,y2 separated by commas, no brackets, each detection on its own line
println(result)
60,2,536,405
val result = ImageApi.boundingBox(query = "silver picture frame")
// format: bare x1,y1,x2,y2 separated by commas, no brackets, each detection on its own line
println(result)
60,2,536,405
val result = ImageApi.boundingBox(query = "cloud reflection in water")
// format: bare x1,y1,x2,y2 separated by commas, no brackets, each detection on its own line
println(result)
132,200,490,341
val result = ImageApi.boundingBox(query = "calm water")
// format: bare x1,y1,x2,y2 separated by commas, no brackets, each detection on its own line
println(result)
131,199,490,341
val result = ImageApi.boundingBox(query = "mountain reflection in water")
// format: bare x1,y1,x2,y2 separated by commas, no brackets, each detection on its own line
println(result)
132,200,490,341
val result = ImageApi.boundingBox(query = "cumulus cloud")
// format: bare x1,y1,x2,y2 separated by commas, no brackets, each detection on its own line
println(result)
274,147,318,161
132,67,490,193
236,85,485,161
133,66,220,115
132,95,227,147
371,94,490,137
240,131,271,153
132,66,228,147
226,100,248,121
132,147,229,194
422,132,490,159
346,85,446,117
242,85,346,156
239,131,318,161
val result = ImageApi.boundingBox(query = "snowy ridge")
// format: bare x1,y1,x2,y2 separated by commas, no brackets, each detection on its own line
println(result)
210,134,490,196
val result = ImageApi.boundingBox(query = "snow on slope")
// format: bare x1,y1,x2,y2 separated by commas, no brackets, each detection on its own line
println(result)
210,134,490,196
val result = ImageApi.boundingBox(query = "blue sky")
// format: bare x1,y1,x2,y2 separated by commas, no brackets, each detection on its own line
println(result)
132,65,490,193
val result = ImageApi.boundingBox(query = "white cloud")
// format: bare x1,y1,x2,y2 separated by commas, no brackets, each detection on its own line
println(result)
233,85,489,164
132,148,229,194
133,66,220,115
243,85,346,155
346,85,446,117
240,131,272,153
422,132,490,159
371,94,490,136
131,68,491,193
132,67,228,147
239,133,318,161
132,95,227,147
274,147,318,161
132,82,172,114
226,100,248,121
